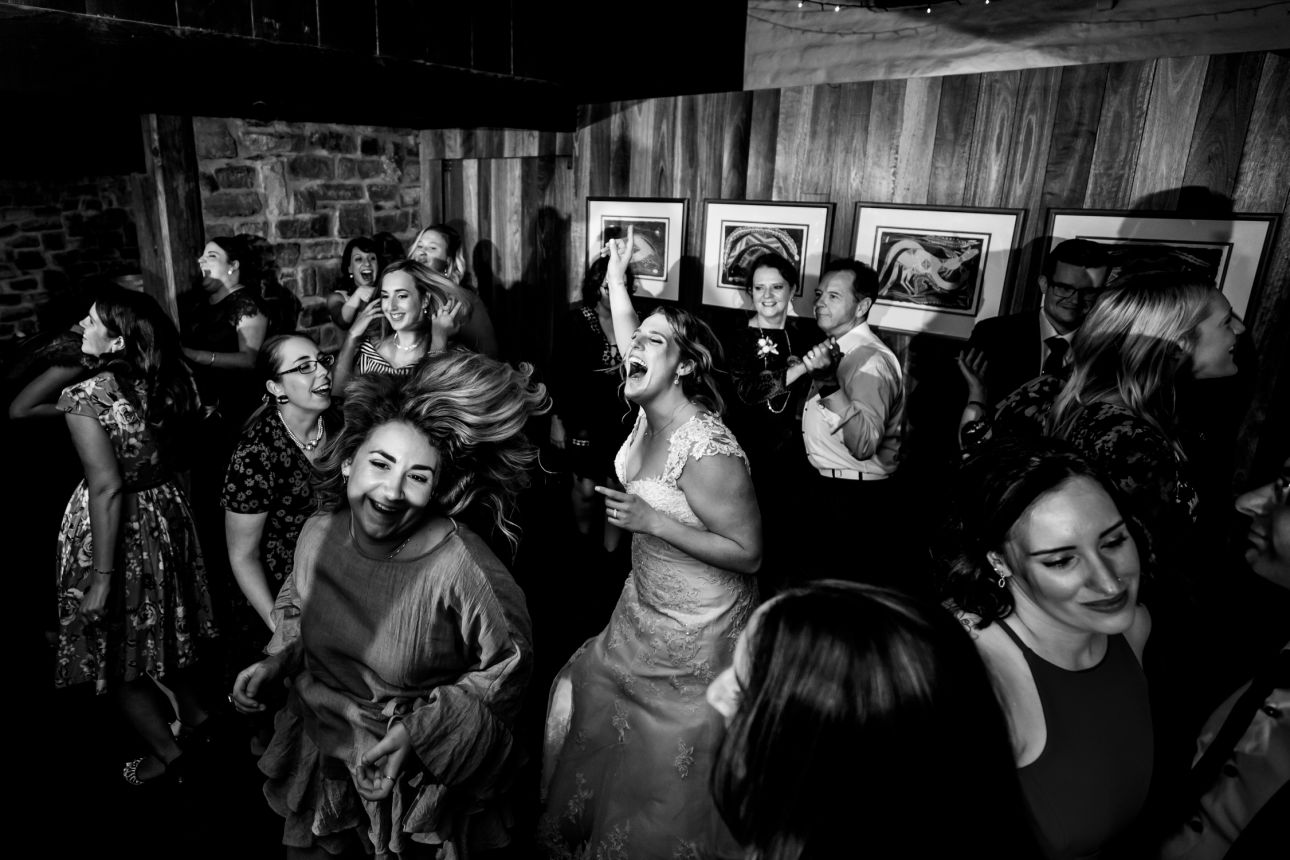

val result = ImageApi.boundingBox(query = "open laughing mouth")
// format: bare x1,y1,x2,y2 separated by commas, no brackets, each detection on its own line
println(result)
356,267,374,284
368,499,405,517
626,357,647,380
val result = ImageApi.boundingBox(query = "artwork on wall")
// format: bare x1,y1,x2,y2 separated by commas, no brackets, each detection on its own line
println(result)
586,197,687,300
851,203,1025,339
1044,210,1280,318
701,200,835,317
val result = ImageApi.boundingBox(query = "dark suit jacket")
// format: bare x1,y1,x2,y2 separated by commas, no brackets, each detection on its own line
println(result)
966,310,1043,404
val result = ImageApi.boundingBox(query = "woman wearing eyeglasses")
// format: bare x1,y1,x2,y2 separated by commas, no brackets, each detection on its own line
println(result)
222,335,341,660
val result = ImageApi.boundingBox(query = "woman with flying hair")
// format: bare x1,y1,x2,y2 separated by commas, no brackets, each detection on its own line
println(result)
231,353,546,858
707,580,1039,860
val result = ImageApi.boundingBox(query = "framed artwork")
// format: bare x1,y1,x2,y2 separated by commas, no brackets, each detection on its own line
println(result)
1044,209,1280,318
852,203,1026,339
701,199,835,317
586,197,687,301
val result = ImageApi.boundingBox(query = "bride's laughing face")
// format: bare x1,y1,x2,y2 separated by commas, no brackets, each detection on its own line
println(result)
623,312,688,403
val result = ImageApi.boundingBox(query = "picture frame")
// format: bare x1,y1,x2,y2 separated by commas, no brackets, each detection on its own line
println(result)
701,199,835,317
586,197,687,301
1044,209,1280,319
851,202,1026,340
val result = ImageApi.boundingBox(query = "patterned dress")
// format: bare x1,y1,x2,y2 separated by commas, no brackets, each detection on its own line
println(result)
54,372,217,692
539,412,757,859
221,408,338,661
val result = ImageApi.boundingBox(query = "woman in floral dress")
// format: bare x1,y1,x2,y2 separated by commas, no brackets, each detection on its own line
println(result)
55,286,218,785
540,231,763,859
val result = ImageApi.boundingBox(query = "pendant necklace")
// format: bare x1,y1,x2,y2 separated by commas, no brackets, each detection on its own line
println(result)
350,515,415,561
756,320,793,415
279,411,326,451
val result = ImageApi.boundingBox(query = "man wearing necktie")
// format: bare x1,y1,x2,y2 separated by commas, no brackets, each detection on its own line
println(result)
957,239,1109,430
796,259,906,588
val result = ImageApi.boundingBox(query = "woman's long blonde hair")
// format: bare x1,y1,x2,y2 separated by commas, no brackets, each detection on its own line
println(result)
1047,273,1218,458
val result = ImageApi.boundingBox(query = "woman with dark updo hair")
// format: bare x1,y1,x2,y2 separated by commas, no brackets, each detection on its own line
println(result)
55,285,218,786
934,440,1153,859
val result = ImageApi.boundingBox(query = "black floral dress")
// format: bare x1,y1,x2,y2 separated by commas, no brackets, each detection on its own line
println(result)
221,408,339,658
550,305,636,480
55,373,217,692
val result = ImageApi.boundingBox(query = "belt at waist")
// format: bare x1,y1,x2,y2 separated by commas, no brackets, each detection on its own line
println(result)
816,467,888,482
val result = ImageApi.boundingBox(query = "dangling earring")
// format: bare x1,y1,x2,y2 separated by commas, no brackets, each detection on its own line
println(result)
672,373,681,386
992,564,1009,589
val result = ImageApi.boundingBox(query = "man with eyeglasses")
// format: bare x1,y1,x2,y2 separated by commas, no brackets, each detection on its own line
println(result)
958,238,1109,420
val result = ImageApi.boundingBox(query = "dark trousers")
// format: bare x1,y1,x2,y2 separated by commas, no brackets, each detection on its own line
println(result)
789,471,927,597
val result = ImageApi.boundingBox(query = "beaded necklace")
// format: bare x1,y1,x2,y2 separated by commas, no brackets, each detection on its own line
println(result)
278,411,326,451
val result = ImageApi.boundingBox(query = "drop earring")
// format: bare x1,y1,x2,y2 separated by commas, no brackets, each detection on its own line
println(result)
672,373,681,386
992,564,1009,589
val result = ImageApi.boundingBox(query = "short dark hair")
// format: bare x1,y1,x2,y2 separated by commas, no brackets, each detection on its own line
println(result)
1044,238,1110,279
580,255,637,306
712,581,1037,859
744,252,798,294
820,258,879,303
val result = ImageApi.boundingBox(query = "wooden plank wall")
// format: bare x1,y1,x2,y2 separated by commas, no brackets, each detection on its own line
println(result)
421,129,576,367
568,51,1289,482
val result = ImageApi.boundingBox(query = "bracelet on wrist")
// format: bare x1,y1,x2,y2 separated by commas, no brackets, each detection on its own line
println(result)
207,351,216,366
92,567,115,577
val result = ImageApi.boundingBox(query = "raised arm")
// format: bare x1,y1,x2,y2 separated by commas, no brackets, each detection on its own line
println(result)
603,227,639,359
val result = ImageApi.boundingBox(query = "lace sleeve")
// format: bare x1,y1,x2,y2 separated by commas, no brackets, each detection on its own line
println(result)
662,413,749,485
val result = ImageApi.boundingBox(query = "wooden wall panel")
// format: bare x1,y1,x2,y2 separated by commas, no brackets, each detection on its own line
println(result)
1129,55,1210,208
963,71,1020,209
1182,52,1264,196
1084,60,1156,208
926,75,980,207
892,77,943,206
559,50,1288,486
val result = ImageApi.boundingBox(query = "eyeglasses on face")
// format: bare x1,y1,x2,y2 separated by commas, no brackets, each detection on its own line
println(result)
276,353,336,376
1048,282,1103,303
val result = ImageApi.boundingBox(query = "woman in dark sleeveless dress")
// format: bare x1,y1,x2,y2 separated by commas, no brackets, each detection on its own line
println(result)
935,440,1153,859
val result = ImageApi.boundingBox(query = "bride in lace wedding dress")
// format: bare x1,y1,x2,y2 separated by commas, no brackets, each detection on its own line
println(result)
538,231,763,859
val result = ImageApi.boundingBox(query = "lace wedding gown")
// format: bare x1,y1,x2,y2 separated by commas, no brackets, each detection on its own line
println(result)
539,411,757,859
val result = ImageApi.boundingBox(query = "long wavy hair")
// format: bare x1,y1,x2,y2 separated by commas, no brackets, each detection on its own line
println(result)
712,581,1036,860
645,306,726,416
1046,273,1218,458
932,438,1147,627
92,285,201,426
315,353,548,546
373,258,451,338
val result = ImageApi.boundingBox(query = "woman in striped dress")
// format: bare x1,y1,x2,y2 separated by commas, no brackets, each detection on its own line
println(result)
331,259,463,393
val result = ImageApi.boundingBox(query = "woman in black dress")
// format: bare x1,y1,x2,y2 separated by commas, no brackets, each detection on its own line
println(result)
548,256,637,550
720,252,822,590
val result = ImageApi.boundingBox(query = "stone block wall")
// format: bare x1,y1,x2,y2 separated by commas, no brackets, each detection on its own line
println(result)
194,118,422,344
0,177,139,341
